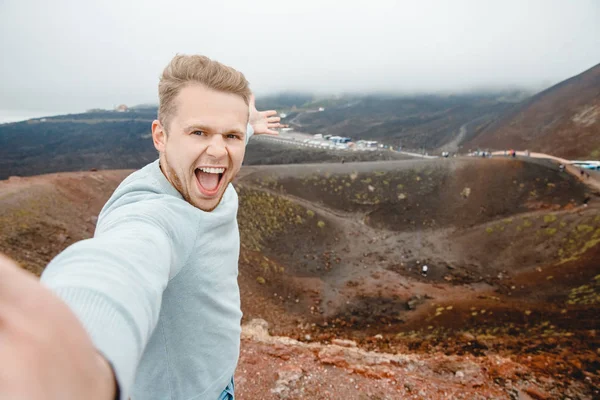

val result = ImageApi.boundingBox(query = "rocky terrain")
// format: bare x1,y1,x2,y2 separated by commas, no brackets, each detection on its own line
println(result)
1,156,599,399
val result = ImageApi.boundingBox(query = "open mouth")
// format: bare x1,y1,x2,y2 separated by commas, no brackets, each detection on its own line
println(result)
195,166,226,197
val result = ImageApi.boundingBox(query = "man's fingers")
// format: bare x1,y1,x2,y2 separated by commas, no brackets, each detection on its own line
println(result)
0,253,59,317
0,254,31,300
0,253,20,271
260,110,278,118
267,116,281,123
267,122,286,129
265,129,279,135
0,254,38,323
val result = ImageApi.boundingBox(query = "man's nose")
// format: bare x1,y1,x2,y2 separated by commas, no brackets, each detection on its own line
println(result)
205,135,227,159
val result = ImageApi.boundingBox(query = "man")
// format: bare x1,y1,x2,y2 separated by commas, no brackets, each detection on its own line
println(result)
0,54,283,400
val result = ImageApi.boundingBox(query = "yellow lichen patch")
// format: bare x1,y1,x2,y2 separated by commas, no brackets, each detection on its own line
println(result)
568,280,600,305
577,225,594,234
237,187,309,251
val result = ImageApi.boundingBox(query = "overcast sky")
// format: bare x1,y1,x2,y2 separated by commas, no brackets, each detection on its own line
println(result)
0,0,598,115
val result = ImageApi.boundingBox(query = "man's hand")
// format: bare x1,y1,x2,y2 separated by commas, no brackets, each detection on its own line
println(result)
248,94,288,135
0,253,117,400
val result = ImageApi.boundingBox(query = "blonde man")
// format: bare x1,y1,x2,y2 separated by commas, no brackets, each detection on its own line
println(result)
0,54,282,400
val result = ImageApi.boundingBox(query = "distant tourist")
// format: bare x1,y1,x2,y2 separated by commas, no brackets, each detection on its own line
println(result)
559,164,565,172
422,265,428,277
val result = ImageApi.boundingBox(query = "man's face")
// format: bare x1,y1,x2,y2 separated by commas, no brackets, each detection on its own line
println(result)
152,84,248,211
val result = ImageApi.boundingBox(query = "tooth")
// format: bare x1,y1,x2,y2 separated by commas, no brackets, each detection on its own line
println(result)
198,167,224,173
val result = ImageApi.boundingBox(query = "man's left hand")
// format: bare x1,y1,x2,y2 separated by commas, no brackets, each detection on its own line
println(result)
249,95,287,135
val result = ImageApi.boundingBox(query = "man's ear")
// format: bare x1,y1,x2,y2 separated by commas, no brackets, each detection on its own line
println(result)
152,120,167,152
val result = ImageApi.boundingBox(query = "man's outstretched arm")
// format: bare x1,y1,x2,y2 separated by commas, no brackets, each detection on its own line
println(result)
0,214,176,400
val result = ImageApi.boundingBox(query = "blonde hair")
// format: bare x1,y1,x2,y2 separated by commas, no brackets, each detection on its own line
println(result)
158,54,251,129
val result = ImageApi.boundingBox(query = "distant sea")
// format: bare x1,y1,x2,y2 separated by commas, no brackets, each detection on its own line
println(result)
0,109,64,124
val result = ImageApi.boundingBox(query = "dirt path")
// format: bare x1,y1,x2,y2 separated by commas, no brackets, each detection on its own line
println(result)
438,123,467,153
491,150,600,193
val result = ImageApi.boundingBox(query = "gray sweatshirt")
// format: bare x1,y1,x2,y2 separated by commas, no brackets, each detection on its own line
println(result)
40,127,254,399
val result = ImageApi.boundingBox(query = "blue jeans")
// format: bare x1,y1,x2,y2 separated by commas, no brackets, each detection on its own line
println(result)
217,377,235,400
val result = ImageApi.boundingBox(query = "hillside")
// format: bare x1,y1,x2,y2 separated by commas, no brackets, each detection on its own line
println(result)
466,63,600,159
0,92,522,179
243,138,413,166
1,158,599,398
0,110,157,179
289,94,517,151
0,108,414,179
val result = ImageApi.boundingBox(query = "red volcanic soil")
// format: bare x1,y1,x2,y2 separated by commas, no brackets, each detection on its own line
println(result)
1,158,599,399
465,63,600,159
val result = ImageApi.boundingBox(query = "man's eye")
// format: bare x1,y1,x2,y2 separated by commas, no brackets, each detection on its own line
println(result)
226,134,241,140
192,130,205,136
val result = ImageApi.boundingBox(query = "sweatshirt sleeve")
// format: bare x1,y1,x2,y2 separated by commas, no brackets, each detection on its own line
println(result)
40,214,176,400
245,122,254,145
